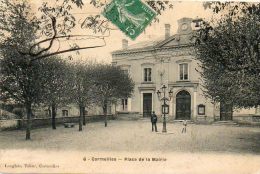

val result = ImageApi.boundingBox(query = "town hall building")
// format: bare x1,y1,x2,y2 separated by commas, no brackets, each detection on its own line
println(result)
112,17,257,122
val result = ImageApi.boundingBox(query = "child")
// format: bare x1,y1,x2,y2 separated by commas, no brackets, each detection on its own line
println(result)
182,120,187,133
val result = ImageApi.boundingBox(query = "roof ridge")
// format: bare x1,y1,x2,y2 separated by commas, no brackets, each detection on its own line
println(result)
112,31,195,55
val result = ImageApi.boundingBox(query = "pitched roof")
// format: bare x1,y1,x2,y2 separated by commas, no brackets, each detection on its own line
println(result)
112,17,197,55
125,37,164,50
112,32,195,55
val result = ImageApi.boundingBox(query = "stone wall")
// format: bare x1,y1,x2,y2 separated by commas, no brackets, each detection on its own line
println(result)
0,115,116,130
233,115,260,125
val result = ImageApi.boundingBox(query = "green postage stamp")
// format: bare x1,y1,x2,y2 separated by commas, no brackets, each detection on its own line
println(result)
102,0,156,40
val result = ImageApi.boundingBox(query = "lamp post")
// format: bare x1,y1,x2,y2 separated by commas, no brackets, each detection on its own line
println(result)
157,85,173,133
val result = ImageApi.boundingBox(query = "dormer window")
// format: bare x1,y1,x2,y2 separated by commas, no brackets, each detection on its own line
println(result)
179,63,188,80
144,68,152,82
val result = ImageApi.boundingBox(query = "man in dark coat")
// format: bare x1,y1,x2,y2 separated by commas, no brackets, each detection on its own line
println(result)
151,111,158,132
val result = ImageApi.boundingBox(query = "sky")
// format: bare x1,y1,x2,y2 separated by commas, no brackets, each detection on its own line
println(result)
31,1,214,63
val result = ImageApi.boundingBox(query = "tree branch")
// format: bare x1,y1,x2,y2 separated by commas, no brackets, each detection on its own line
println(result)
30,42,106,62
27,34,109,49
18,16,57,57
30,16,57,57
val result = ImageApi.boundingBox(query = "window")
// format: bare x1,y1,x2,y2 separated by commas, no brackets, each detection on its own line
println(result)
144,68,152,82
121,99,128,111
120,65,130,76
179,63,188,80
45,110,51,117
32,109,36,118
62,110,68,117
84,110,88,116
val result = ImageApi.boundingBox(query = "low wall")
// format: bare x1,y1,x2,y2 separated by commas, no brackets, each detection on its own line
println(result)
233,115,260,125
0,114,116,130
0,120,17,130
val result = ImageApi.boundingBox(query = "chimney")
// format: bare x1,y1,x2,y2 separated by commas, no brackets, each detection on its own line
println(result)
122,39,128,50
165,24,171,39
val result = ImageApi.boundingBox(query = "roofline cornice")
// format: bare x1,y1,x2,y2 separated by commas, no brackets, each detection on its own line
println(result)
112,44,194,56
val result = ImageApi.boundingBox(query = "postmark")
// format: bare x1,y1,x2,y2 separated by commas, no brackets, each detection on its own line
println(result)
102,0,156,40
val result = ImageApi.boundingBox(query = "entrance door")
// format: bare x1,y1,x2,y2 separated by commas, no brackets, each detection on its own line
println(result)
176,90,191,120
143,93,152,117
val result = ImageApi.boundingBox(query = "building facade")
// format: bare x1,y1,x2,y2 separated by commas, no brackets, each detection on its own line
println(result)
112,18,214,122
32,103,114,119
112,17,257,122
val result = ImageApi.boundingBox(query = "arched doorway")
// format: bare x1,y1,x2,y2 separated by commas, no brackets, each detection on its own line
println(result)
176,90,191,120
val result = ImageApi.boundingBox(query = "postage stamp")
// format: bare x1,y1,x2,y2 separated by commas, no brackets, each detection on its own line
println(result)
102,0,156,40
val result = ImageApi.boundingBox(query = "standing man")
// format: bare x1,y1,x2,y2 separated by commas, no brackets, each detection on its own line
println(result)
151,111,158,132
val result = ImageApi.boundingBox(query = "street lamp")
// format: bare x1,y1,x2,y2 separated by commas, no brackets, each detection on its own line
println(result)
157,85,173,133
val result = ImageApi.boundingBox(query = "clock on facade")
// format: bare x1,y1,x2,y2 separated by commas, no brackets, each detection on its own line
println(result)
181,23,188,31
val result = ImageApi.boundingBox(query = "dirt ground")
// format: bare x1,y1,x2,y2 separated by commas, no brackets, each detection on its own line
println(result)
0,120,260,174
0,120,260,153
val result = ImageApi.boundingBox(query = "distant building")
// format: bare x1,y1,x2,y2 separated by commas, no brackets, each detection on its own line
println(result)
112,17,258,122
32,103,113,118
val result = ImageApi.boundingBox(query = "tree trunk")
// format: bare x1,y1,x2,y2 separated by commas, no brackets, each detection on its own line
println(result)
220,102,233,121
25,103,32,140
230,105,233,120
79,106,83,131
51,104,56,129
83,106,86,126
103,102,108,127
17,119,22,130
220,102,224,121
15,108,23,130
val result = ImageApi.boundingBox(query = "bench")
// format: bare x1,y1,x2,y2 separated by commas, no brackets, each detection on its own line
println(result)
64,122,76,128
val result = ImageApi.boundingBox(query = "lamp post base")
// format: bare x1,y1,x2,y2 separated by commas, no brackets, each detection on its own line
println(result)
162,121,167,133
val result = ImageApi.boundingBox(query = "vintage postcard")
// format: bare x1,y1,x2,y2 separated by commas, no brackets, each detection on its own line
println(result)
0,0,260,173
